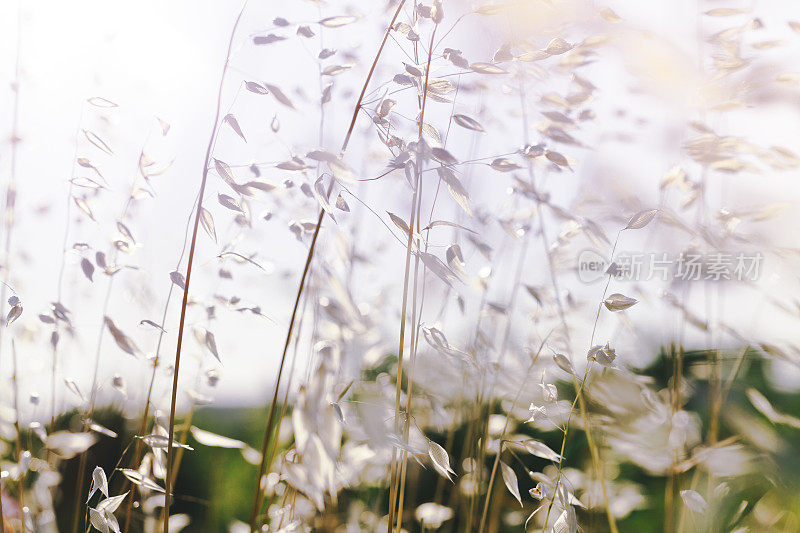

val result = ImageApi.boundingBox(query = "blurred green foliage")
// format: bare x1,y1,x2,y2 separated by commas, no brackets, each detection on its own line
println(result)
40,348,800,531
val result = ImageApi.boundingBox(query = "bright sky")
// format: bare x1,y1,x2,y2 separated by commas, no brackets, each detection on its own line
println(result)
1,0,800,420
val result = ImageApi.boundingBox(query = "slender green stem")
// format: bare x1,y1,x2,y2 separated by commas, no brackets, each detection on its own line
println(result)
248,3,408,529
11,340,24,512
0,15,19,528
163,4,248,531
248,206,325,529
122,195,198,532
0,0,22,376
543,371,585,527
386,143,421,533
541,230,623,533
391,21,439,533
478,335,550,532
721,345,750,403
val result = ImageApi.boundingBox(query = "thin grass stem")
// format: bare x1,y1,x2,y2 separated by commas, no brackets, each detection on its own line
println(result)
162,3,249,531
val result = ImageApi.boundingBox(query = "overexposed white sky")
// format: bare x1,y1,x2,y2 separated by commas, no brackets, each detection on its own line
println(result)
1,0,800,420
